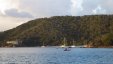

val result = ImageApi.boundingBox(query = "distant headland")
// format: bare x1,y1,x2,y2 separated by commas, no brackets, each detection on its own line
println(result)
0,15,113,47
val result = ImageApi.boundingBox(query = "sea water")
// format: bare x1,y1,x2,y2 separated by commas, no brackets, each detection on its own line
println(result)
0,47,113,64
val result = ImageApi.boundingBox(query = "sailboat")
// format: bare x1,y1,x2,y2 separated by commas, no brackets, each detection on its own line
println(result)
71,40,76,48
60,37,71,51
41,42,45,47
60,37,66,48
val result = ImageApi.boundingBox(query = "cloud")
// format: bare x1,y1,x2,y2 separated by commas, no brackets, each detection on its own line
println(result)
5,9,33,18
71,0,83,16
0,0,19,15
92,6,106,14
18,0,71,18
71,0,113,16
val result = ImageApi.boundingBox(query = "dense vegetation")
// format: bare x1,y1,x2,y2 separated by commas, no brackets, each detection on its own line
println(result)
0,15,113,47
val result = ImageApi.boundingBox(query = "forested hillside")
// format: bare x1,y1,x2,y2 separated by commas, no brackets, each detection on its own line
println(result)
0,15,113,47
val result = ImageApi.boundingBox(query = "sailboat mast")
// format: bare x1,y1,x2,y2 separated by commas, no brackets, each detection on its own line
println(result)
43,42,44,46
73,39,75,45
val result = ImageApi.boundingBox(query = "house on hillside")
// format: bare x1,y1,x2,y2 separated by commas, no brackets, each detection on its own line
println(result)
7,41,18,45
6,40,22,47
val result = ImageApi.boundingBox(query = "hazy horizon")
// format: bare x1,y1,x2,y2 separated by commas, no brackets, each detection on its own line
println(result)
0,0,113,31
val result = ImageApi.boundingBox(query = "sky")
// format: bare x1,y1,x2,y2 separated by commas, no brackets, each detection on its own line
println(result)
0,0,113,31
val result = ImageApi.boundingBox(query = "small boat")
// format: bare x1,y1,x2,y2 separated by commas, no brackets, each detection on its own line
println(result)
71,45,76,48
64,48,70,51
41,46,45,47
60,45,66,48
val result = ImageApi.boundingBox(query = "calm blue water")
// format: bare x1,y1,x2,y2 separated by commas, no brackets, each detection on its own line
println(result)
0,47,113,64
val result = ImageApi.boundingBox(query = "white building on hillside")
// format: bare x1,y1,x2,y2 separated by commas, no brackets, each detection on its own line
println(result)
7,40,22,45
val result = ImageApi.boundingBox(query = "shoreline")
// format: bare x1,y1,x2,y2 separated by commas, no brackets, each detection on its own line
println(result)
0,46,113,48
